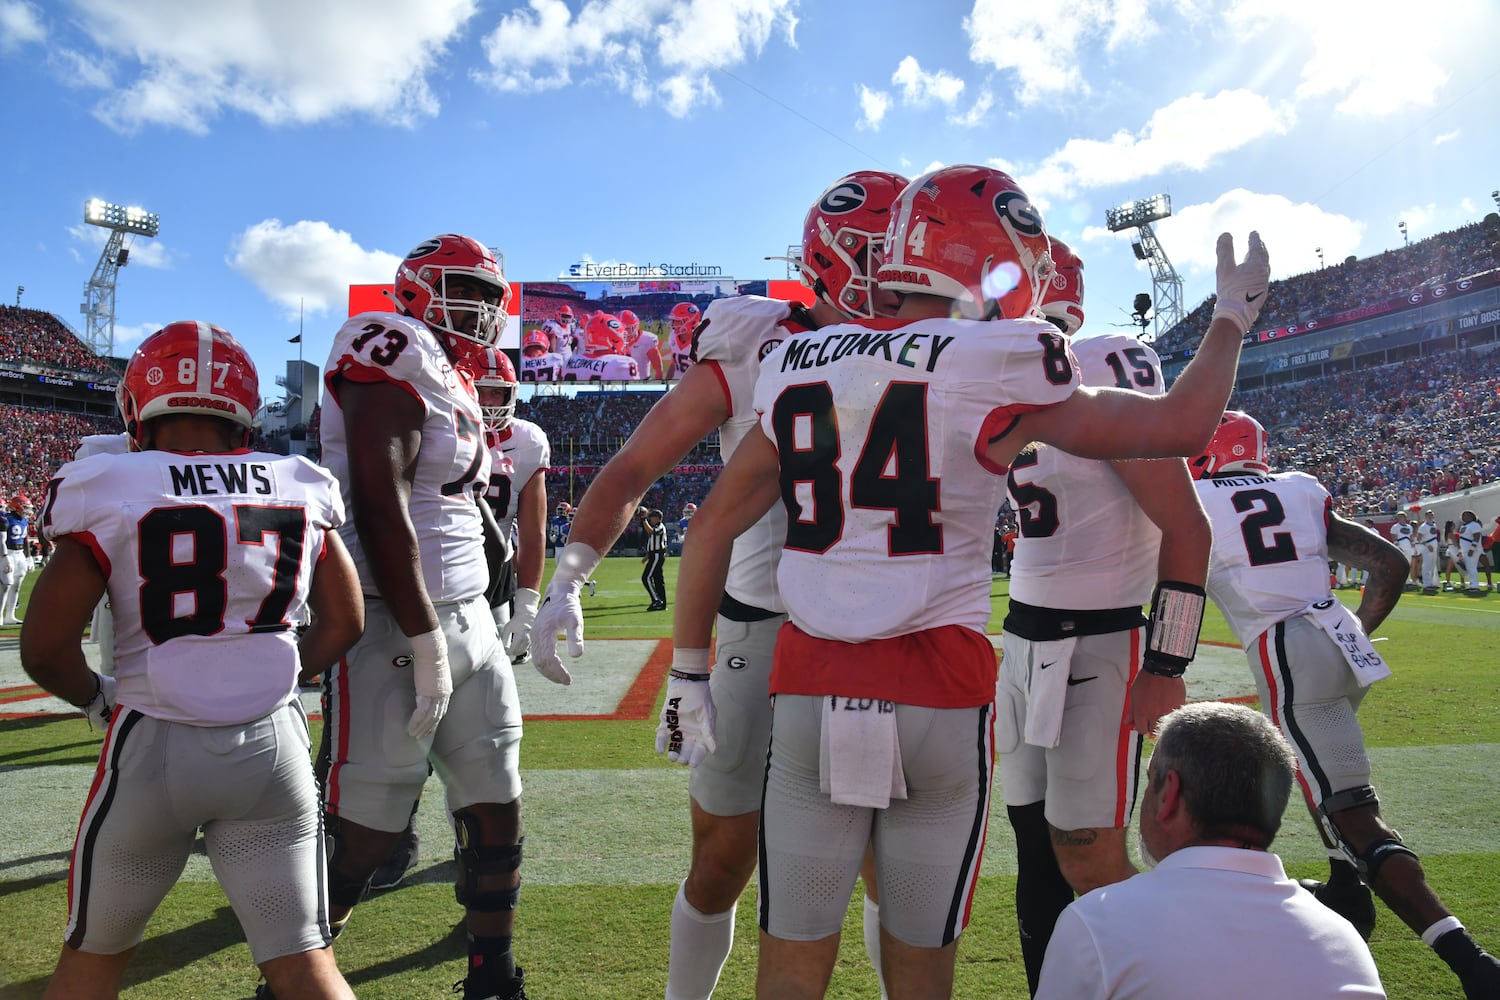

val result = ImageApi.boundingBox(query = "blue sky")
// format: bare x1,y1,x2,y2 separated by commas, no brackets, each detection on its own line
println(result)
3,0,1497,397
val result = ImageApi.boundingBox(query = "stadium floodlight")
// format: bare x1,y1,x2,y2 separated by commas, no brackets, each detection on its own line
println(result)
84,199,160,238
81,197,161,358
1491,190,1499,210
1398,220,1409,247
1316,246,1324,269
1105,194,1172,232
1104,193,1183,341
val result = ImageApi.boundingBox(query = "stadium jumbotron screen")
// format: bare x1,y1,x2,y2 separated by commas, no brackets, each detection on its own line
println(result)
348,277,814,383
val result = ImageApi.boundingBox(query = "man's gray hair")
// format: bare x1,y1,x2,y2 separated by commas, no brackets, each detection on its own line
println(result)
1151,701,1297,847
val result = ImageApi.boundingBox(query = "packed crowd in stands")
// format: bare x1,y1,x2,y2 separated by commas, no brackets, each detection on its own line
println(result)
1158,220,1500,354
0,306,122,377
0,403,121,501
1232,350,1500,516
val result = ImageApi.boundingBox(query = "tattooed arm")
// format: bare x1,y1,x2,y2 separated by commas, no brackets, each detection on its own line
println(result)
1328,512,1408,634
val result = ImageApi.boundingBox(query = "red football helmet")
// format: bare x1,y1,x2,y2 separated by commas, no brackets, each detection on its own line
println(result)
557,305,575,325
522,328,550,357
391,234,511,366
1039,237,1085,335
556,501,573,517
117,321,259,449
584,313,627,358
619,309,641,345
473,347,519,430
668,302,701,350
1189,411,1270,480
878,165,1053,320
797,170,909,319
681,502,697,519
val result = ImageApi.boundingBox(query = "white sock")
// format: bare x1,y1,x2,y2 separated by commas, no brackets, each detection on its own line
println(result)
1422,915,1464,947
863,895,888,1000
666,881,735,1000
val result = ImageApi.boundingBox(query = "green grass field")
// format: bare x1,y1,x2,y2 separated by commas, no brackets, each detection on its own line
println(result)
1,559,1498,998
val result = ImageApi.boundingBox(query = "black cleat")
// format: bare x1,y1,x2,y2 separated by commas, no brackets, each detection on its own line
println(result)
1458,949,1500,1000
369,819,419,891
455,965,528,1000
1298,878,1376,940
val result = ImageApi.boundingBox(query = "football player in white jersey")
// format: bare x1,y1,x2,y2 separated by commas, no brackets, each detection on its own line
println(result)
1390,510,1417,587
318,235,532,1000
519,329,564,382
665,301,701,380
532,169,910,1000
21,322,362,1000
1192,412,1500,998
672,165,1269,998
1458,509,1486,592
475,348,551,660
622,308,665,379
561,312,639,381
1415,509,1441,592
997,239,1211,993
541,304,575,357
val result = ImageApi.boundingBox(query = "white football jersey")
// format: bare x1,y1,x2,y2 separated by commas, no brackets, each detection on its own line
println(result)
542,320,573,357
1195,470,1334,646
1415,519,1439,545
1390,520,1414,549
756,314,1079,644
484,417,551,539
694,295,815,613
42,449,343,726
520,353,564,382
1460,519,1484,549
562,353,638,381
668,339,694,380
322,311,491,602
75,432,131,460
1007,333,1165,610
629,331,661,379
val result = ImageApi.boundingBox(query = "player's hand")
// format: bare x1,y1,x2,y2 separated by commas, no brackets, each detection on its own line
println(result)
407,627,452,740
1126,670,1186,736
530,581,581,685
655,649,715,766
503,588,540,663
1210,231,1270,335
80,672,116,732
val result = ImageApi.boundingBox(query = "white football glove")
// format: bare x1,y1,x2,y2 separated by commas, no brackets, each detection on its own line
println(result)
407,627,451,740
503,588,540,663
79,672,116,732
530,543,602,686
1210,231,1270,336
654,649,716,767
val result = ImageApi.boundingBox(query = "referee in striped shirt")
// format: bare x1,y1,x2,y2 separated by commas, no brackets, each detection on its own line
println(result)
642,508,668,610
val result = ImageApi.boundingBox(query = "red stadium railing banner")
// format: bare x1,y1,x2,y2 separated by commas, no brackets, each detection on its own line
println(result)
348,276,814,383
1158,269,1500,364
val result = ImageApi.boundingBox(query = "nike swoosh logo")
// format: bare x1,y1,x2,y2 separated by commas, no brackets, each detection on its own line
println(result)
1066,676,1096,687
1246,291,1264,303
1039,661,1056,670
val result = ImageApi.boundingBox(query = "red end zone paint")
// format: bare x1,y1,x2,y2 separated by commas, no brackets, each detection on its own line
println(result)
526,638,673,722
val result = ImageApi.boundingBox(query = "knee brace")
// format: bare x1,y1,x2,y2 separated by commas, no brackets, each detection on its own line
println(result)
453,810,523,912
324,814,375,911
1318,786,1420,884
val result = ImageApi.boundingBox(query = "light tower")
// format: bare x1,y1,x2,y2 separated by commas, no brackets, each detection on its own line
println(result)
81,198,159,359
1105,194,1183,343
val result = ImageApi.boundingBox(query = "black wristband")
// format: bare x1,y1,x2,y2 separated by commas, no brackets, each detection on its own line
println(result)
1141,651,1189,678
669,669,711,682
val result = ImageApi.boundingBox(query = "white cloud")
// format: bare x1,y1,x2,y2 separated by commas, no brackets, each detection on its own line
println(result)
1011,90,1294,207
856,85,890,131
64,0,478,133
111,320,165,351
68,224,171,269
0,0,44,50
891,56,964,106
476,0,797,118
1082,188,1365,282
228,220,402,316
1395,204,1438,242
948,89,993,127
1433,129,1460,146
964,0,1168,105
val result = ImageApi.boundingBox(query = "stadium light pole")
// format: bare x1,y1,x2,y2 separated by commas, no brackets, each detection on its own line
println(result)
1316,247,1324,269
81,198,160,359
1491,190,1499,211
14,285,21,307
1398,220,1409,247
1105,194,1183,342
